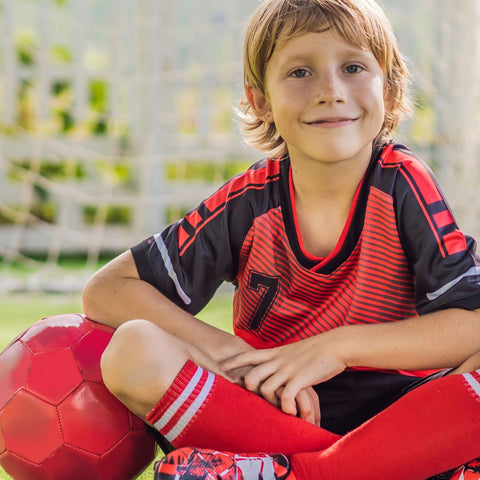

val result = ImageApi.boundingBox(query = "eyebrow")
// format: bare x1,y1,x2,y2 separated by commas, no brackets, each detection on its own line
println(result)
277,44,372,67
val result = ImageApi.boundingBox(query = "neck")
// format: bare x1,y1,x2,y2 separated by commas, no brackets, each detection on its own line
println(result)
290,150,372,206
288,148,374,258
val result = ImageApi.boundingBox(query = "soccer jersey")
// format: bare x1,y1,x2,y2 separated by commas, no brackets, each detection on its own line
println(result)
133,142,480,434
132,143,480,370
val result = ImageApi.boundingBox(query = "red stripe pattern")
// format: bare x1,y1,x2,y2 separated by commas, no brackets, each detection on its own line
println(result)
178,163,281,256
382,148,467,257
233,186,416,348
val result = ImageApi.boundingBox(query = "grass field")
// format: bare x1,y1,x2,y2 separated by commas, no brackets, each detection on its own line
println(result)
0,292,233,480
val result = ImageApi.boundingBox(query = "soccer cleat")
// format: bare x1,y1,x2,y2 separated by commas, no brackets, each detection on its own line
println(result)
153,446,291,480
429,458,480,480
449,458,480,480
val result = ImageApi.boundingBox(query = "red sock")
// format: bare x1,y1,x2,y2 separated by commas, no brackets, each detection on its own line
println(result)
145,360,340,455
291,370,480,480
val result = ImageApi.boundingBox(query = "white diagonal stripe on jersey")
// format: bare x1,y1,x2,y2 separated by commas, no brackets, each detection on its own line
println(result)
463,372,480,399
426,266,480,301
153,366,204,431
165,370,215,442
154,233,191,305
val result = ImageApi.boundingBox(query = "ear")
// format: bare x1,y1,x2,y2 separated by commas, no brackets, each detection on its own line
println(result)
245,85,274,123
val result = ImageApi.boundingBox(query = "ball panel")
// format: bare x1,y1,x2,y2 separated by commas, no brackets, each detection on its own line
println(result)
83,317,115,334
59,382,130,454
0,391,63,464
21,314,89,352
0,341,31,409
73,327,112,383
129,409,153,431
100,429,157,480
42,444,100,480
28,350,83,404
0,452,50,480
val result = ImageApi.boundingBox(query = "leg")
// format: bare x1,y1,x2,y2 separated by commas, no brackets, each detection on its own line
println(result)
101,319,190,417
291,366,480,480
424,352,480,480
101,319,340,455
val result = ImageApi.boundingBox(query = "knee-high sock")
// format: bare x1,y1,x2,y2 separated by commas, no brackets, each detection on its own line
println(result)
145,360,340,456
291,369,480,480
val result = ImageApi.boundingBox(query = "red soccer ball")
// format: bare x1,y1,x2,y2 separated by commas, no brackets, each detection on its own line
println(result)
0,314,157,480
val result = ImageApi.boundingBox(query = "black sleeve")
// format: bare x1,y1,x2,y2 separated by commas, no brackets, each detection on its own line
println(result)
131,190,238,315
130,159,279,315
394,155,480,314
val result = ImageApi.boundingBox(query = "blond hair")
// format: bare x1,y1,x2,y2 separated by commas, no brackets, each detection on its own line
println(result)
239,0,412,157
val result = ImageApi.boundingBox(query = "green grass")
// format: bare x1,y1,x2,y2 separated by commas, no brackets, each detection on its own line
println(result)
0,292,233,480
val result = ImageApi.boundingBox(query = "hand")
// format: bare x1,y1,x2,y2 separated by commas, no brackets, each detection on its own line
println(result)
276,385,321,426
190,333,256,384
221,334,346,419
187,343,237,382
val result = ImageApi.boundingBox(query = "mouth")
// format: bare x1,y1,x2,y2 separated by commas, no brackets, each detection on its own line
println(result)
306,117,358,128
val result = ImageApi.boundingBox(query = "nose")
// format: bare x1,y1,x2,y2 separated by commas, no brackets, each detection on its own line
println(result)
313,71,346,105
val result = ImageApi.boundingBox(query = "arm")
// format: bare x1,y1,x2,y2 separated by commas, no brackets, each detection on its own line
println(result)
336,308,480,370
82,250,252,364
222,308,480,416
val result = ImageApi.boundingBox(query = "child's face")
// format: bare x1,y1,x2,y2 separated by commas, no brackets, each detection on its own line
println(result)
254,29,387,167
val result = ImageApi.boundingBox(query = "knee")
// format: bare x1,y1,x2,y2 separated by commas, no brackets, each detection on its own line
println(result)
101,319,186,416
101,320,156,400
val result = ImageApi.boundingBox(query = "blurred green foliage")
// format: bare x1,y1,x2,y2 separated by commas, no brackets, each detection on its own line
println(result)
82,205,133,226
1,5,254,234
166,159,252,183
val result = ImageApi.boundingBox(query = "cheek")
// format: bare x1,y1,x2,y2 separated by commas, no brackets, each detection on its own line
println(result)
269,93,292,124
367,81,387,124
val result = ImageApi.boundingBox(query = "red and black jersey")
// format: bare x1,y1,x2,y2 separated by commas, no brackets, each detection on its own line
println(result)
132,143,480,372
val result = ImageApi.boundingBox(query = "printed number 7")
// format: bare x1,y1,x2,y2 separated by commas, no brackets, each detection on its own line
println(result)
247,271,280,331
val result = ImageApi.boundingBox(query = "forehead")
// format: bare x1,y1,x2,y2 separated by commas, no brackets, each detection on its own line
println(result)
274,28,370,58
272,5,371,53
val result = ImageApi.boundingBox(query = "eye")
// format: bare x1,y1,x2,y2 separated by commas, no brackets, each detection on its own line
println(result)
289,68,310,78
345,64,364,74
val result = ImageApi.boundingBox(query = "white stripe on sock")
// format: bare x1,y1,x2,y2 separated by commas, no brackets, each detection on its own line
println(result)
165,371,215,442
154,366,204,431
463,372,480,398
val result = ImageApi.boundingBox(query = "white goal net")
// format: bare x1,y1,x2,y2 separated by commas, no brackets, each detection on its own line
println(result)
0,0,479,293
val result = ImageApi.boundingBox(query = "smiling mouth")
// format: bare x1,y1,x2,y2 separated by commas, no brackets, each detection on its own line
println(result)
307,117,358,128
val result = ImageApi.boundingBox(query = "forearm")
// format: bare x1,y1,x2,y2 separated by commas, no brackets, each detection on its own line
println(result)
222,308,480,417
82,251,242,362
335,308,480,371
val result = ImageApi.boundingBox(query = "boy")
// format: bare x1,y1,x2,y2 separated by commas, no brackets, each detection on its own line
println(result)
82,0,480,478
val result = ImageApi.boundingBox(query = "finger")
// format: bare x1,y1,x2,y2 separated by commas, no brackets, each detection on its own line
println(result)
304,387,321,426
280,381,302,417
258,371,288,406
225,366,254,386
310,388,321,426
296,389,315,425
221,349,273,371
243,361,278,394
189,347,234,383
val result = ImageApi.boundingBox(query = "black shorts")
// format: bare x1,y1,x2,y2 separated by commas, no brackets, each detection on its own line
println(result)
313,368,452,435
